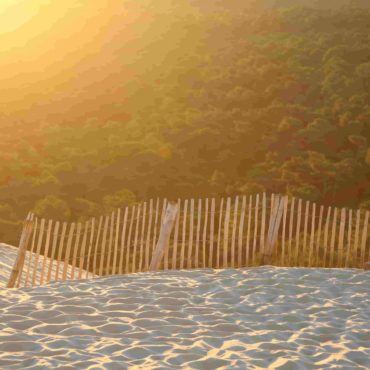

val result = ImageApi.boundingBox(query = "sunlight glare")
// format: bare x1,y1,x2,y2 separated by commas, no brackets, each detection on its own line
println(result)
0,0,43,34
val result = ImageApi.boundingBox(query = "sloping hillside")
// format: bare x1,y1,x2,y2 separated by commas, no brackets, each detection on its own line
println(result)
0,1,369,244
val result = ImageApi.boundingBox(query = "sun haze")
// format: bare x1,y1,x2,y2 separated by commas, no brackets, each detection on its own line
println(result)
0,0,369,248
0,0,42,34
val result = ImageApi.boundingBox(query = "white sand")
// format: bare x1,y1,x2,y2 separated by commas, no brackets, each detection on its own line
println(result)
0,266,369,369
0,243,94,288
0,244,20,287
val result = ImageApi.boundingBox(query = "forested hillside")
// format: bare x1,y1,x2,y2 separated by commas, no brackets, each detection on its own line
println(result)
0,1,369,244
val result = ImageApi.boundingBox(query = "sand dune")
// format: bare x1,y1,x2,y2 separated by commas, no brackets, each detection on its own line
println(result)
0,266,369,369
0,244,20,287
0,243,94,288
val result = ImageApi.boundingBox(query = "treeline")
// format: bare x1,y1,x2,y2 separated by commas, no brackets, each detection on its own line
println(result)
0,1,369,244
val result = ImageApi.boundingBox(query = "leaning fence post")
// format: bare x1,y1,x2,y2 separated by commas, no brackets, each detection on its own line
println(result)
149,201,179,272
262,195,286,265
7,214,34,288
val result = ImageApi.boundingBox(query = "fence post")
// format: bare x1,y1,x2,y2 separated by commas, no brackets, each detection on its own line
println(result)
262,195,286,265
7,214,34,288
149,201,179,271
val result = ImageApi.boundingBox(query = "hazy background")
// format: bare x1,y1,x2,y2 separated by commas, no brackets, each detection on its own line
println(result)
0,0,369,244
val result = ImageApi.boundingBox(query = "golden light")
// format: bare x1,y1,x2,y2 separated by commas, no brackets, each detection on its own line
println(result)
0,0,42,34
0,0,149,117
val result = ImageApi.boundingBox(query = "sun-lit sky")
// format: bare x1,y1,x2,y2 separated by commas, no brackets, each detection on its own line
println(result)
0,0,45,34
0,0,164,119
0,0,198,124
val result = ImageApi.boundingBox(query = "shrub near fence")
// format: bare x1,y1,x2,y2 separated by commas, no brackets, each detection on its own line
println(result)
7,193,370,288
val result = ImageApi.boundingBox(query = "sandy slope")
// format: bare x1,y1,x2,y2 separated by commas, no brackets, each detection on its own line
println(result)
0,267,369,369
0,244,20,287
0,243,94,288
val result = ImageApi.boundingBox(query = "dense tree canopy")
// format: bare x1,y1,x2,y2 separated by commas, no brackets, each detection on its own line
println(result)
0,1,369,244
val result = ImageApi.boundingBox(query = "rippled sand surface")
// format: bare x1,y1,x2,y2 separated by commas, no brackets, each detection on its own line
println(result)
0,267,369,369
0,244,19,287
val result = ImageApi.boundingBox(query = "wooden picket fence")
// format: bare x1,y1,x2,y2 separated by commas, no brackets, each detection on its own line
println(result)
7,193,370,288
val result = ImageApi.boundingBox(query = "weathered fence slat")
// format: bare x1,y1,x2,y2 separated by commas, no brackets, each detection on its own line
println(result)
99,217,109,276
263,197,278,265
323,207,332,267
139,202,147,272
223,197,231,268
86,218,96,279
303,201,309,265
180,199,188,269
125,205,135,274
71,222,82,280
149,202,179,271
202,198,208,268
152,199,160,255
17,213,34,287
260,193,267,255
281,196,288,266
231,196,239,267
329,208,338,267
195,199,202,268
271,194,276,260
112,209,121,275
104,211,115,275
345,209,352,267
25,217,38,286
171,199,181,270
118,207,128,275
187,199,195,269
353,209,361,265
338,208,346,267
360,210,369,266
246,195,252,266
308,203,316,267
106,212,115,275
62,222,75,281
252,194,259,265
288,197,295,266
46,220,60,283
208,198,215,267
132,204,141,273
216,198,224,269
294,199,302,266
315,206,324,267
238,195,246,267
92,216,102,277
270,194,275,220
162,199,169,270
7,216,34,288
40,219,53,285
32,218,46,286
145,200,153,271
265,197,278,264
78,221,89,279
262,195,285,265
55,222,67,282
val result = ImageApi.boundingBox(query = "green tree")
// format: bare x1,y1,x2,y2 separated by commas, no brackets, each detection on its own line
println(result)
103,189,136,213
33,196,71,220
